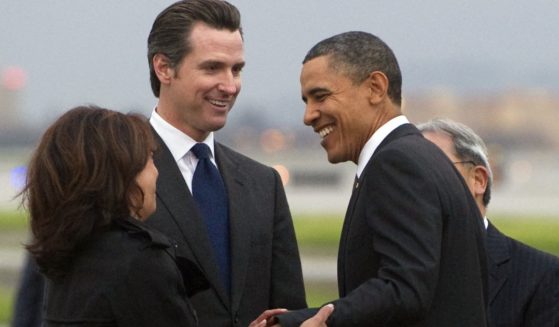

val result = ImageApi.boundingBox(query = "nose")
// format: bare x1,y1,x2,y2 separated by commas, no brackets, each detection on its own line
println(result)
217,71,240,95
303,103,319,127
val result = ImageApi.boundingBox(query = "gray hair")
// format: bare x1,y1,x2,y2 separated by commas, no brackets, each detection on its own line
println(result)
418,118,493,207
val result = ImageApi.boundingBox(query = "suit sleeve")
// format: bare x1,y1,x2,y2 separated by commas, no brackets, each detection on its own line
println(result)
280,147,443,326
269,168,308,310
111,246,198,327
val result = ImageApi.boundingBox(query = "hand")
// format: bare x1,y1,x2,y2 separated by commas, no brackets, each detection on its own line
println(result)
249,308,288,327
300,304,334,327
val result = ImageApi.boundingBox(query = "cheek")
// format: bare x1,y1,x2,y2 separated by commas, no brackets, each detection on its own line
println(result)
235,80,242,94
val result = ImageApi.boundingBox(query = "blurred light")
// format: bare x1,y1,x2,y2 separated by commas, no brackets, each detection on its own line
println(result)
260,128,286,153
10,165,27,191
2,66,27,91
272,164,289,186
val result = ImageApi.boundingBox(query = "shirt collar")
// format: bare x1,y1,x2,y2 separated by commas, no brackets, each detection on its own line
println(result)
356,115,409,178
149,108,215,161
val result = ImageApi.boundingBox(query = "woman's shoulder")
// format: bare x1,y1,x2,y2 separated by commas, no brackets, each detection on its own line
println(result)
113,216,174,249
77,217,174,271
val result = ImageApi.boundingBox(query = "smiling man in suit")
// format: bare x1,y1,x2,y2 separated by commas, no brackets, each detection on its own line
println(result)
419,118,559,327
276,31,488,326
144,1,306,326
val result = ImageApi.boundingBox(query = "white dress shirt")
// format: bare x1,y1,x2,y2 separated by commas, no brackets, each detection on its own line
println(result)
149,109,217,193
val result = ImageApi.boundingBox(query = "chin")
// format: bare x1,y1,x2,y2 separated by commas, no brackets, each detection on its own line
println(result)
326,153,343,164
325,149,351,164
138,207,156,221
209,122,227,132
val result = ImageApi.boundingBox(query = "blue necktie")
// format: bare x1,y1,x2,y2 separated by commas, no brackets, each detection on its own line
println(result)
191,143,230,294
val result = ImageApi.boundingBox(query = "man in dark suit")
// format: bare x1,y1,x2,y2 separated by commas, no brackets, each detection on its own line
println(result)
419,118,559,327
276,31,488,326
144,1,306,326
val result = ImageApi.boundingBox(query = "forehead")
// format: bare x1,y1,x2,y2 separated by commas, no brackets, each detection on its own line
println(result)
300,56,351,93
187,22,244,62
422,131,458,160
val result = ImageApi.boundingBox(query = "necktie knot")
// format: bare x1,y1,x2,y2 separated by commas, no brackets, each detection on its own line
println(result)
191,143,211,160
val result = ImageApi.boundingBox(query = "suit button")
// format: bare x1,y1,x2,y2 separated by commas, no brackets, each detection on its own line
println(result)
234,316,239,325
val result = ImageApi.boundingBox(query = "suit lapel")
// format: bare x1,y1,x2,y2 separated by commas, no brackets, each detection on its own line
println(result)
486,223,511,304
153,132,229,307
215,143,252,312
338,175,364,296
338,123,418,295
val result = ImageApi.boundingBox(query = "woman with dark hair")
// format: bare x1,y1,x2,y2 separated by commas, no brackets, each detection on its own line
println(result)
22,106,206,326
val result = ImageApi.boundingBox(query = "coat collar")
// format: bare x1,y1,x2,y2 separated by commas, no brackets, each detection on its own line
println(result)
115,216,171,248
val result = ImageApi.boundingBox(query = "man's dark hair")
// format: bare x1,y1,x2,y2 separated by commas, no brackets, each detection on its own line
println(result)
303,31,402,106
147,0,242,97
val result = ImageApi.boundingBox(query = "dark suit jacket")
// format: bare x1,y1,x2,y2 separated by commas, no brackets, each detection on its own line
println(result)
146,133,306,327
279,124,488,326
43,217,202,327
486,222,559,326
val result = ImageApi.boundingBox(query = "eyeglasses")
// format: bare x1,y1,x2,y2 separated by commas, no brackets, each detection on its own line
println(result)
453,160,476,166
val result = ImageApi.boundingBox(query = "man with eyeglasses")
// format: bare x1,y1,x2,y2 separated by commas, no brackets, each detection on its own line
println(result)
419,118,559,327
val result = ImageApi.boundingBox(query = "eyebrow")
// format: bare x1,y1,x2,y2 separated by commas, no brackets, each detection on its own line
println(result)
198,60,246,69
233,61,246,69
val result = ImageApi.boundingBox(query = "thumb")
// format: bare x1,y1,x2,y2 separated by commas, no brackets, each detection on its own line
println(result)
314,304,334,322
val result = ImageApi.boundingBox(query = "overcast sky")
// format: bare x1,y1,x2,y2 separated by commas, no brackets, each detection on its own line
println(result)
1,1,558,128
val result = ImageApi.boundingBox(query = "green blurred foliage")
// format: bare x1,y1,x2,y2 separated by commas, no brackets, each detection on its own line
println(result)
0,288,13,325
491,215,559,255
0,210,28,231
0,211,558,320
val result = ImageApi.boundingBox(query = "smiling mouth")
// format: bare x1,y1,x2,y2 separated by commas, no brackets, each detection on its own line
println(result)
318,126,334,139
208,99,228,107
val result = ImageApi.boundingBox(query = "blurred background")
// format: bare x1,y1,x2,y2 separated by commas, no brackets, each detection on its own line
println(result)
1,0,558,324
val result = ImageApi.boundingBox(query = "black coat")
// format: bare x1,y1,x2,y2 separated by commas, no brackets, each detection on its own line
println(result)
487,222,559,326
43,217,207,327
280,124,488,326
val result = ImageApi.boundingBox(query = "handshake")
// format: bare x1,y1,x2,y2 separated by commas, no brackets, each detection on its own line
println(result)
250,304,334,327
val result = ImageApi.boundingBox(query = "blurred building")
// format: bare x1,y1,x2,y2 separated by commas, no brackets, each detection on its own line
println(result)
405,88,559,150
1,88,559,215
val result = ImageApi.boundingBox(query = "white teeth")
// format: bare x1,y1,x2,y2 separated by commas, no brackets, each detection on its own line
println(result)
209,99,227,107
318,126,334,138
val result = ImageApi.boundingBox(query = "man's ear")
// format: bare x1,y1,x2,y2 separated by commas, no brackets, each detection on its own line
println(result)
366,71,389,105
153,53,174,86
472,165,489,198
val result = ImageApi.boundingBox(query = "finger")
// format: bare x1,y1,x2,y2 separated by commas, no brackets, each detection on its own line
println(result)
248,318,267,327
313,304,335,322
252,308,288,325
